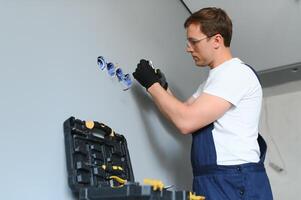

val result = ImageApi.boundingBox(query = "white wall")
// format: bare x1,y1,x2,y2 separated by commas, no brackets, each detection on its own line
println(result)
261,80,301,200
0,1,208,199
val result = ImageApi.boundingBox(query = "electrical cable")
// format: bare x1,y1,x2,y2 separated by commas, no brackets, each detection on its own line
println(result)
179,0,192,14
263,98,286,173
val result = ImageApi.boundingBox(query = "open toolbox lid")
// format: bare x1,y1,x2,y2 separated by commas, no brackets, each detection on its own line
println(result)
63,116,135,193
64,117,206,200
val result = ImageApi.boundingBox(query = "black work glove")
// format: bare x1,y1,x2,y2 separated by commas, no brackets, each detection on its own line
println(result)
155,68,168,90
132,59,160,90
133,59,168,90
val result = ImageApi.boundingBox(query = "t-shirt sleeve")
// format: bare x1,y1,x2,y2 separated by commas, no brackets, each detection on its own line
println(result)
192,82,205,99
203,68,253,106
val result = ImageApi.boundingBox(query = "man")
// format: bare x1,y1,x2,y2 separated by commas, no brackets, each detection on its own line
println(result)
133,7,273,200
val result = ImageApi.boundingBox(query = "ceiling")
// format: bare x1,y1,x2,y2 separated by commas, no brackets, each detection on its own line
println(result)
182,0,301,72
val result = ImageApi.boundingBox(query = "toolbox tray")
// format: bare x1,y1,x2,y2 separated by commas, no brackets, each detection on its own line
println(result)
64,117,205,200
64,116,134,193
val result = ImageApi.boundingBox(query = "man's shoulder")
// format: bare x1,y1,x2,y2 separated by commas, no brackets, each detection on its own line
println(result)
226,59,256,77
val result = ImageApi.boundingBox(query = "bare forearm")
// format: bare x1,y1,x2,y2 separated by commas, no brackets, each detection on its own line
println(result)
167,87,195,105
147,83,230,134
147,83,190,134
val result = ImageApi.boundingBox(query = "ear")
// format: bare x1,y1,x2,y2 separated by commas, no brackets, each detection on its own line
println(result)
212,34,223,49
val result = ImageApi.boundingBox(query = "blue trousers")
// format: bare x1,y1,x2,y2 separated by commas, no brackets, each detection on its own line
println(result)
193,163,273,200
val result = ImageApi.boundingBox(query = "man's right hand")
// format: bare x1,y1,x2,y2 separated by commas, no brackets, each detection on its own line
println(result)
132,59,160,90
133,59,168,91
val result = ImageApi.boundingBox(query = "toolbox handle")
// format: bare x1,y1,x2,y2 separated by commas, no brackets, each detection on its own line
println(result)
85,121,115,137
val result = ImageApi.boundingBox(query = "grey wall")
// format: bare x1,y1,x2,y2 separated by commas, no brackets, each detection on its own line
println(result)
5,1,299,200
260,80,301,200
183,0,301,71
0,1,208,199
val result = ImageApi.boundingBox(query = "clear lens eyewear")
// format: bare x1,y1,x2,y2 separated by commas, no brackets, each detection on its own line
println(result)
186,36,209,47
186,34,217,48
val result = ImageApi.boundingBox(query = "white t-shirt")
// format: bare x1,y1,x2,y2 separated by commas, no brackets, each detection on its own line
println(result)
192,58,262,165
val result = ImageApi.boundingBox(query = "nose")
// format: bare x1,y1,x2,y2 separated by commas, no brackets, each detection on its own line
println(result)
186,44,193,53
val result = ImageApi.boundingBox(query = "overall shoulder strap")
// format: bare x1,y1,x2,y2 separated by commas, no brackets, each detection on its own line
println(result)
243,63,261,85
243,63,267,162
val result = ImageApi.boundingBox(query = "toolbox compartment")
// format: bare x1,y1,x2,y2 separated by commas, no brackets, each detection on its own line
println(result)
64,116,134,193
64,116,205,200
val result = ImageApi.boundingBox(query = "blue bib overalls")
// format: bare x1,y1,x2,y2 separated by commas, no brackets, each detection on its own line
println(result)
191,65,273,200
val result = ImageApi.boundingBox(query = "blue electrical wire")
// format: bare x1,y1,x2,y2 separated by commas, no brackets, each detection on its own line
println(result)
97,56,132,91
116,68,124,82
122,74,132,91
106,62,116,77
97,56,106,70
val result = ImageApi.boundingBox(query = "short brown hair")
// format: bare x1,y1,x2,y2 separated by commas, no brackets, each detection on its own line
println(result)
184,7,232,47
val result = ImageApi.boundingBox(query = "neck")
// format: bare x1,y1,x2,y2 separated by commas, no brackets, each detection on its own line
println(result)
208,48,233,69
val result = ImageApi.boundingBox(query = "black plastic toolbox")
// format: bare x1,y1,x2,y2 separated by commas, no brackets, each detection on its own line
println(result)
79,186,191,200
64,117,205,200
